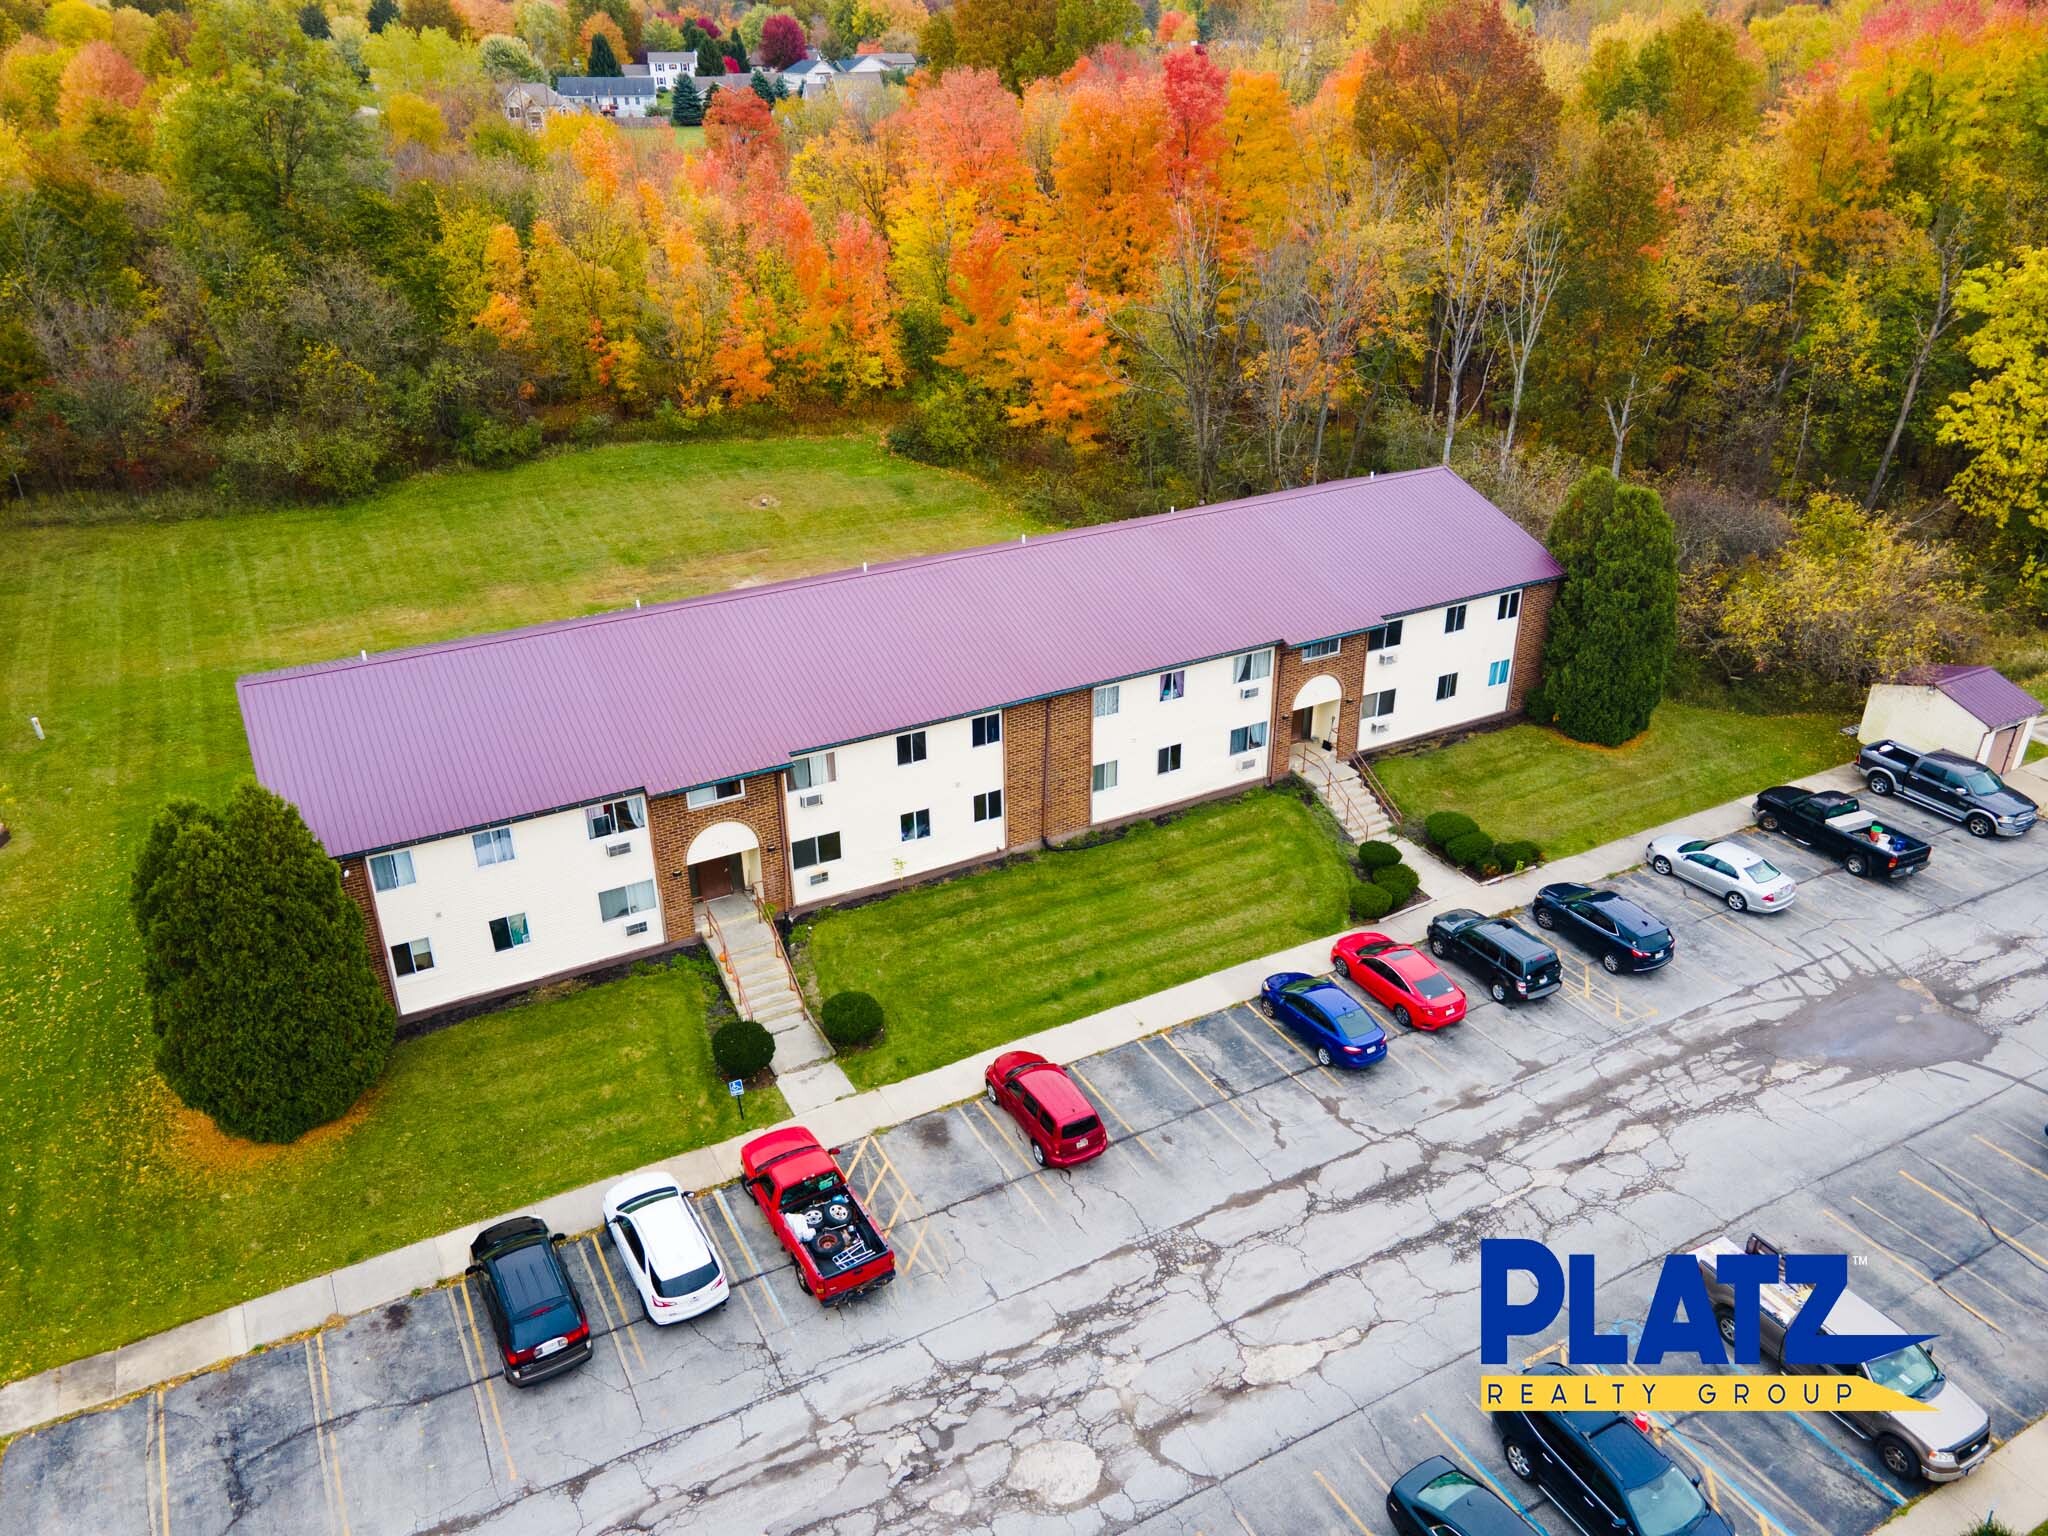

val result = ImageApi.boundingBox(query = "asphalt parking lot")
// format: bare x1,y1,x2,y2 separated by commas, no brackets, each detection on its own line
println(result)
4,792,2045,1536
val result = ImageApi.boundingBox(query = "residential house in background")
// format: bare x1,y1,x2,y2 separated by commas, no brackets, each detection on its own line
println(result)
1860,665,2042,775
498,80,566,129
554,75,658,116
239,468,1560,1023
645,50,697,87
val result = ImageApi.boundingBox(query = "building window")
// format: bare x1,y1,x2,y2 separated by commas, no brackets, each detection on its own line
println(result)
900,808,931,841
1157,743,1183,775
1229,722,1269,755
1232,651,1272,684
971,712,1002,748
472,826,515,867
1488,658,1512,686
1444,604,1468,634
1300,638,1341,661
1436,672,1459,701
489,913,531,952
896,731,928,765
390,937,434,977
599,880,658,923
1092,761,1118,793
1366,620,1405,651
1159,670,1186,701
1362,688,1397,719
585,797,645,839
787,752,836,792
684,779,743,810
792,832,841,869
1094,684,1120,718
973,789,1003,822
369,850,415,892
1498,590,1522,620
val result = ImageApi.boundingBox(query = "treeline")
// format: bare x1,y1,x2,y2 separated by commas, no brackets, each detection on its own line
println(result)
3,0,2046,648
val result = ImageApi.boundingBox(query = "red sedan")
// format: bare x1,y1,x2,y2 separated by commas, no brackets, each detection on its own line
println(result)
1330,931,1467,1029
984,1051,1108,1167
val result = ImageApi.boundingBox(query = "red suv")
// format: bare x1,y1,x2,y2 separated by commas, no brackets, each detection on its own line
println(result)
984,1051,1107,1167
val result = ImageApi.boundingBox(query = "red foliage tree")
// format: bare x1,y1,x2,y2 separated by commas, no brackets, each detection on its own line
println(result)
704,84,784,173
1160,42,1226,197
759,11,807,68
1352,0,1559,182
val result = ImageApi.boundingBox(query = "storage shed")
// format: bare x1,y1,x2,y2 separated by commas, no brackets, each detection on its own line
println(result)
1859,665,2042,774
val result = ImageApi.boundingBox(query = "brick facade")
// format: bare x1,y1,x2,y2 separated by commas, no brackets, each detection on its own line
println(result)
1267,640,1369,781
646,774,791,917
338,856,398,1012
1508,581,1557,715
1002,689,1095,848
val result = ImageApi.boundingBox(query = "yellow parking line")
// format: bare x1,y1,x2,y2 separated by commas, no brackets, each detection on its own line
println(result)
1227,1012,1336,1088
304,1341,343,1535
1068,1065,1161,1160
1849,1198,2028,1320
1245,1011,1341,1087
588,1236,649,1372
1919,1153,2034,1226
866,1139,960,1276
1408,1038,1454,1080
454,1283,519,1484
1351,1449,1391,1493
1974,1134,2048,1186
1232,1511,1260,1536
1898,1170,2048,1269
960,1105,1055,1231
1312,1469,1378,1534
315,1335,353,1536
1523,1340,1564,1367
1682,1415,1806,1533
576,1242,641,1381
1825,1209,2001,1333
1161,1032,1262,1130
694,1205,770,1339
1712,910,1799,961
1139,1038,1256,1154
843,1136,873,1184
145,1389,171,1536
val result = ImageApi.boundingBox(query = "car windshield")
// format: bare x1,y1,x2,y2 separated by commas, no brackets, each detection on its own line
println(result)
653,1259,722,1299
1868,1343,1944,1399
1622,1465,1709,1536
1412,1469,1480,1514
1412,974,1456,999
1961,769,2004,795
621,1187,680,1215
1743,859,1781,883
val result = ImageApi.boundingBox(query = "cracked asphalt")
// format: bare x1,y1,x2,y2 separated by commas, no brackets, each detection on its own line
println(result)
4,793,2045,1536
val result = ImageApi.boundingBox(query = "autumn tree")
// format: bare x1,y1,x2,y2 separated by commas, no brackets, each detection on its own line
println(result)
1352,0,1558,185
759,9,804,67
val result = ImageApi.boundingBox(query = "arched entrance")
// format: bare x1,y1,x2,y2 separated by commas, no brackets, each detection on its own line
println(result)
1289,674,1343,752
685,821,761,902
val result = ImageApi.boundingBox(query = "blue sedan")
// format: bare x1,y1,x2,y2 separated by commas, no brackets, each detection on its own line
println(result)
1258,972,1388,1068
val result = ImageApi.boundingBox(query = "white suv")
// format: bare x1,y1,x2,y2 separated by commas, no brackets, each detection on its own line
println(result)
602,1172,729,1324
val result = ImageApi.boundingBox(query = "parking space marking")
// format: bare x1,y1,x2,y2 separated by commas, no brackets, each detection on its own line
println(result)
1974,1133,2048,1186
1242,1011,1343,1088
450,1283,519,1485
1162,1030,1265,1130
1349,1450,1391,1494
1226,1010,1338,1089
1826,1207,1999,1331
1522,1340,1564,1368
1231,1509,1260,1536
1416,1411,1537,1521
1139,1038,1257,1154
961,1103,1056,1231
1067,1064,1161,1160
1589,1368,1791,1536
693,1201,771,1340
577,1239,643,1381
1917,1152,2038,1231
710,1188,792,1331
304,1336,354,1536
860,1137,960,1281
1311,1468,1380,1534
1843,1199,2025,1324
1555,955,1659,1026
1897,1170,2048,1270
1681,1414,1818,1536
144,1388,171,1536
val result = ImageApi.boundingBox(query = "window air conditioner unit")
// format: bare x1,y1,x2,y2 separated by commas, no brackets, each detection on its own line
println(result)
625,921,648,936
1369,721,1392,734
809,871,830,886
1235,756,1256,770
799,793,824,808
1239,686,1261,700
1376,650,1400,665
606,841,632,856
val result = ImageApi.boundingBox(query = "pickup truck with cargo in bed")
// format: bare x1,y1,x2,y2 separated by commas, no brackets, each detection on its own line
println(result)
1751,787,1931,879
1857,739,2036,838
740,1127,895,1305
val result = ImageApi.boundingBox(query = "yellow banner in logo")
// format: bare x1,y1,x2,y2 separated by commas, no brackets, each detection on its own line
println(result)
1480,1373,1933,1415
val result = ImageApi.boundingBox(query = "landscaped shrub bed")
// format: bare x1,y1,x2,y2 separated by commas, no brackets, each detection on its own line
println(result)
1354,842,1423,915
1422,816,1544,879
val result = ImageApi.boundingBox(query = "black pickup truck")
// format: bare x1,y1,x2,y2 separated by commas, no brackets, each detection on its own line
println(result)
1857,739,2037,838
1752,786,1932,878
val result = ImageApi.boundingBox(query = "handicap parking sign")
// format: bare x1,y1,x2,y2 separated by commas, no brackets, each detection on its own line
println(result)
728,1079,745,1097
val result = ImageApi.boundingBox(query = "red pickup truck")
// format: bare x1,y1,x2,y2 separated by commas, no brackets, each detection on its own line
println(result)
739,1127,895,1305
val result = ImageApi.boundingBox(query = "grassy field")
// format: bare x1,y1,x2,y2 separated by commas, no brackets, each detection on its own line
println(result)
1374,702,1855,859
799,789,1358,1090
0,435,1034,1383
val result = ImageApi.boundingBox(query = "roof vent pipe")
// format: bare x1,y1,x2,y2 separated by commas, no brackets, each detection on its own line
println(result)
359,649,367,660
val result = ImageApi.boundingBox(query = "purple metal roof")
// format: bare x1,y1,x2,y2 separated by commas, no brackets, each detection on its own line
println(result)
239,467,1562,858
1922,665,2042,729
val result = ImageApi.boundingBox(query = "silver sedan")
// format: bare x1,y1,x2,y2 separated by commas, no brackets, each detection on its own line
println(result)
1646,834,1798,913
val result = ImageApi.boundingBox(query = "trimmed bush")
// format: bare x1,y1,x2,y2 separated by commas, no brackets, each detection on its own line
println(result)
1444,829,1496,869
820,990,885,1049
1374,862,1421,905
1356,839,1402,871
1424,810,1479,849
1494,839,1543,873
1349,879,1394,921
711,1019,775,1079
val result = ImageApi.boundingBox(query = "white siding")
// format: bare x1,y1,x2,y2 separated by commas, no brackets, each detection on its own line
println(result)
1858,686,1996,764
370,798,665,1016
1357,597,1521,751
782,712,1009,903
1090,650,1274,823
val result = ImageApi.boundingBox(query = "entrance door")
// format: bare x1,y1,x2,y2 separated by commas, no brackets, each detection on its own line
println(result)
691,853,743,901
1291,707,1314,742
1989,725,2022,774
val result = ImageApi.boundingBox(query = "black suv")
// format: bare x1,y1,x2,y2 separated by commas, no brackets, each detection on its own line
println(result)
1498,1363,1732,1536
1427,909,1561,1004
1531,882,1675,974
467,1216,593,1387
1386,1455,1529,1536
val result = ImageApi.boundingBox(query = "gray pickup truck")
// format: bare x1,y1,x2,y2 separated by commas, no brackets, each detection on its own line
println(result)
1693,1233,1992,1483
1858,739,2036,838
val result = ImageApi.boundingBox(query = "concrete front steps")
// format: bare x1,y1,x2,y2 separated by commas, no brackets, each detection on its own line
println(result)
1290,742,1393,842
699,893,853,1111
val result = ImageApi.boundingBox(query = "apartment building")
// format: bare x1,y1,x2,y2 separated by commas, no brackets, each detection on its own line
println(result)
240,467,1561,1021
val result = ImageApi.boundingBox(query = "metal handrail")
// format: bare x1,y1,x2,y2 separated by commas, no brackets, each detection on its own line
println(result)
1292,744,1380,836
1350,754,1403,828
700,899,752,1017
751,891,814,1020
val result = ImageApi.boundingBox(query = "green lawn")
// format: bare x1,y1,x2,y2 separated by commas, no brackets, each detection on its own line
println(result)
799,788,1358,1090
1373,702,1855,860
0,435,1034,1384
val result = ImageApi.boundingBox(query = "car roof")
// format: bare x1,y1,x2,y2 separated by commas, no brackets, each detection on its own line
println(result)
1290,978,1363,1008
1541,880,1595,900
1384,946,1437,978
1584,890,1662,930
1703,840,1762,863
1587,1419,1674,1489
487,1237,568,1314
1436,907,1483,928
1389,1456,1531,1533
1476,918,1552,959
1014,1061,1093,1119
619,1185,714,1277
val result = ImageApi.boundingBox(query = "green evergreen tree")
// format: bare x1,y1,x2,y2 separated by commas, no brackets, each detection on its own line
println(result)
749,67,775,104
670,72,703,124
131,783,395,1143
298,3,331,37
586,31,622,75
1532,468,1679,747
366,0,398,30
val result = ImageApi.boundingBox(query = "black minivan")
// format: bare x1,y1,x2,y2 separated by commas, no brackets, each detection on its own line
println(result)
468,1216,594,1387
1427,909,1562,1004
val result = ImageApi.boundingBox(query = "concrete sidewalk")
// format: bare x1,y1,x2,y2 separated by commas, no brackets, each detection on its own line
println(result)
1883,1415,2048,1533
0,760,1865,1441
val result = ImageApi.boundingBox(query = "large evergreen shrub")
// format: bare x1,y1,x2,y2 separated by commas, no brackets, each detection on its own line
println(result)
819,990,884,1049
712,1019,775,1077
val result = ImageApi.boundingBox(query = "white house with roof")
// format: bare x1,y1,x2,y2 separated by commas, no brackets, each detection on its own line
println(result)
1859,665,2042,775
554,74,658,116
644,50,697,86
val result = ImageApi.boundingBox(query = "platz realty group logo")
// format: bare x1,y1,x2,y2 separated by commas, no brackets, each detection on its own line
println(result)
1477,1237,1938,1416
